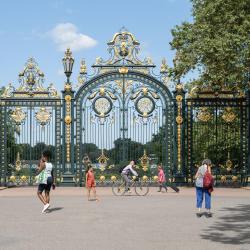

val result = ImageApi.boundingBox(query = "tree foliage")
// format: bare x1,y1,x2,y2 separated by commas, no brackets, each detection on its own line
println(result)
170,0,250,90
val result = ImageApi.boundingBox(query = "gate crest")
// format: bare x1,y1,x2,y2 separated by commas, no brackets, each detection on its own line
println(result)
1,58,59,98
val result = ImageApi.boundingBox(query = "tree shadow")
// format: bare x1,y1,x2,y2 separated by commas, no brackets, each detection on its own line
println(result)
46,207,64,213
200,204,250,245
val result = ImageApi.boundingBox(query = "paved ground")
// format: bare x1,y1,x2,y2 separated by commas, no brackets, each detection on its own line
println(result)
0,187,249,250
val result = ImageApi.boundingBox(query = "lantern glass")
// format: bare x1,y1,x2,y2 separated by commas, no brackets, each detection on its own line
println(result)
62,48,74,80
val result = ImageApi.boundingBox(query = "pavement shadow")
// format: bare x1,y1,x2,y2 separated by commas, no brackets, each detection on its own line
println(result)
200,204,250,245
47,207,64,213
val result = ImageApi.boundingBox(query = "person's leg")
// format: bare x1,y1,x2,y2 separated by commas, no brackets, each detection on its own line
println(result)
41,185,51,213
204,189,212,217
92,186,99,201
45,191,50,204
37,185,46,205
196,187,203,216
38,185,50,213
87,187,91,200
44,183,52,204
163,182,168,192
158,182,162,192
41,191,50,213
122,174,130,191
37,191,46,205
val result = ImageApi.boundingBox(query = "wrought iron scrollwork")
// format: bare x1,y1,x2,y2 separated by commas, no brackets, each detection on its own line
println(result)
35,107,52,127
197,107,212,122
135,96,155,117
10,107,27,126
90,27,155,76
93,96,113,117
221,107,236,123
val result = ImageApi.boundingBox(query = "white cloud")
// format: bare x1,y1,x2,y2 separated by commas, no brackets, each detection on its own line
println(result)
49,23,97,51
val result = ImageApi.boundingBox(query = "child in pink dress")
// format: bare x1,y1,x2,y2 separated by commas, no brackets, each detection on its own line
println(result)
157,165,168,192
86,165,99,201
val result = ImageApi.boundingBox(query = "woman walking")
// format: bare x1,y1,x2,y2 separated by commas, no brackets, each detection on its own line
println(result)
195,159,213,218
157,164,168,192
37,150,55,213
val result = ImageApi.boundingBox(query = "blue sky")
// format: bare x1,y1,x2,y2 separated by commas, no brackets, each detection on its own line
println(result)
0,0,192,91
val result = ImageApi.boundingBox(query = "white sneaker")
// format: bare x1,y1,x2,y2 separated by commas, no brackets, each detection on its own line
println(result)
42,203,50,213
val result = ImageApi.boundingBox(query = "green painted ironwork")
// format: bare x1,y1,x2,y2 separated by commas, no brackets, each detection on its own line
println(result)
185,88,249,186
0,58,62,186
1,29,248,187
74,29,175,185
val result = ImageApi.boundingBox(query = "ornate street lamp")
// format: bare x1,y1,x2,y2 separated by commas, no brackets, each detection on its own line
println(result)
62,48,74,83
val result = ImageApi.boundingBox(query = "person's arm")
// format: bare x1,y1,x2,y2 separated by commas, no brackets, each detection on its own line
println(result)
130,166,138,176
51,169,56,189
159,171,163,182
194,168,199,179
85,172,88,187
208,166,211,174
37,160,45,174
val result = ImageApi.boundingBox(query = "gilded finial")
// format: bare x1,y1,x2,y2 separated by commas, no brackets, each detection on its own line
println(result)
64,48,73,59
175,82,183,92
15,152,22,172
160,58,168,74
79,59,87,74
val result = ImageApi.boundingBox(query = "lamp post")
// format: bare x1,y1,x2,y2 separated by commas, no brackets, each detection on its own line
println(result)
63,48,74,83
61,48,75,186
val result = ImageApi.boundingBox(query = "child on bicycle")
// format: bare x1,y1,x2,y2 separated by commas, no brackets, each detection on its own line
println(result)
86,165,99,201
121,160,138,192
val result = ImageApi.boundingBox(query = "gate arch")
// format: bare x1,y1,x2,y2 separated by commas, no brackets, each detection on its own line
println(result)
75,70,175,183
71,28,180,184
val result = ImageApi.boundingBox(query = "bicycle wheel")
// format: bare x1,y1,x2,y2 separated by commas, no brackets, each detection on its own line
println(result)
135,181,149,196
112,181,126,196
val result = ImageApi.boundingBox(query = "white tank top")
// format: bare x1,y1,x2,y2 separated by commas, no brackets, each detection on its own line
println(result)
45,162,53,177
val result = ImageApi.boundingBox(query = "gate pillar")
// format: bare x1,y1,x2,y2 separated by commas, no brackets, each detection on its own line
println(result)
173,81,186,184
61,48,75,186
247,88,250,186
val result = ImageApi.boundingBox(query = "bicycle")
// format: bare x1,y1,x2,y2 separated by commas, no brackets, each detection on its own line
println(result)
112,176,149,196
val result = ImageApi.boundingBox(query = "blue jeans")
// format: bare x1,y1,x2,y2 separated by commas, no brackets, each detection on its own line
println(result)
196,187,211,209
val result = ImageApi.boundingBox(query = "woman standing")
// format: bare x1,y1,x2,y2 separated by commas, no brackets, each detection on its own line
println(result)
195,159,213,218
86,165,99,201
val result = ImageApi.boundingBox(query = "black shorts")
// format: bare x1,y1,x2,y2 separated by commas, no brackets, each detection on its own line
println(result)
38,177,53,193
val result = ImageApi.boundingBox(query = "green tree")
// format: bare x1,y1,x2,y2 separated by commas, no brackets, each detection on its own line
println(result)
170,0,250,90
108,138,144,164
145,126,167,163
82,143,100,163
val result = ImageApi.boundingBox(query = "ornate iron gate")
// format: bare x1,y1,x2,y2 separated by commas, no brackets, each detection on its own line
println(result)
186,88,249,186
0,58,62,185
74,30,176,185
1,29,249,187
